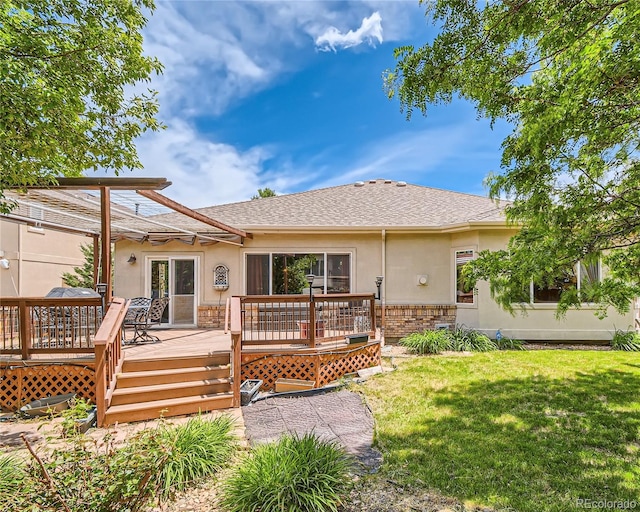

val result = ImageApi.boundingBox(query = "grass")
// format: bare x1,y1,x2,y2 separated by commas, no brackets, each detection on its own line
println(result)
362,350,640,512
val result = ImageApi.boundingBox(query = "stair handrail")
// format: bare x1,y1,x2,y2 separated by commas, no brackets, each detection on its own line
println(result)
94,297,129,427
224,297,230,334
229,296,242,407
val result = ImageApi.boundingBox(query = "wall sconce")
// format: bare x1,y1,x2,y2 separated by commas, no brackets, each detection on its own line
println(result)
305,273,315,301
375,275,384,300
0,258,9,270
127,253,137,264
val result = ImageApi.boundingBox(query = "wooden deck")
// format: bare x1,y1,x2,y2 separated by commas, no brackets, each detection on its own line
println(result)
123,328,232,360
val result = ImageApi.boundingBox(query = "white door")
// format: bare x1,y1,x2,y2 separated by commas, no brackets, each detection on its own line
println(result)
148,257,198,326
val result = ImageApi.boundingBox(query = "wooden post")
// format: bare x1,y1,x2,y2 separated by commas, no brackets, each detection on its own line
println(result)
94,342,106,427
370,296,376,338
309,296,316,348
100,187,112,301
230,297,242,407
18,299,31,360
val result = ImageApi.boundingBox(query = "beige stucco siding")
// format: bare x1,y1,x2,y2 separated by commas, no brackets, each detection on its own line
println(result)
0,220,86,297
384,233,452,305
113,228,635,341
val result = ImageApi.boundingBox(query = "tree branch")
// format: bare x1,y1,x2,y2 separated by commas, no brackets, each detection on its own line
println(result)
21,433,72,512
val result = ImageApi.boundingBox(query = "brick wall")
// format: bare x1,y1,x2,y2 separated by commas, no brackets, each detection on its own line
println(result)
379,304,457,341
197,305,227,329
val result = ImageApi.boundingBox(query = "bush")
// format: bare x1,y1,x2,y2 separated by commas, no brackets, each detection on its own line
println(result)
399,329,451,354
611,330,640,351
221,432,353,512
449,325,497,352
0,455,26,505
0,416,237,512
495,336,526,351
157,414,237,500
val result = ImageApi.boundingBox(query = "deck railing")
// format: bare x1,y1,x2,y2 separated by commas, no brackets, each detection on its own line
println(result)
94,297,128,427
0,297,103,358
239,294,376,348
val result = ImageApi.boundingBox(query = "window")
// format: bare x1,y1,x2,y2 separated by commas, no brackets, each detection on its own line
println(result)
532,255,600,303
246,253,351,295
455,250,475,305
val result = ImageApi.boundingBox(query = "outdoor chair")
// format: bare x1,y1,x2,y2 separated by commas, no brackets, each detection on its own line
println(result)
123,296,169,344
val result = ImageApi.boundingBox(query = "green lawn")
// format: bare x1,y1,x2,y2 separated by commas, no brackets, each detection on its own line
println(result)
361,350,640,512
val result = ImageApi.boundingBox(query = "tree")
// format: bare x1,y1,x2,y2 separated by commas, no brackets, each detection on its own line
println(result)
0,0,163,212
251,188,277,200
385,0,640,316
62,243,95,289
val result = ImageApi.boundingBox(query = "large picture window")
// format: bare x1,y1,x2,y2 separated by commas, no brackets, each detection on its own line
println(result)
246,253,351,295
532,255,601,303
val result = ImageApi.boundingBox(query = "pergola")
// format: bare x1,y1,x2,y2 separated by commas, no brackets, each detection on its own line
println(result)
1,177,250,300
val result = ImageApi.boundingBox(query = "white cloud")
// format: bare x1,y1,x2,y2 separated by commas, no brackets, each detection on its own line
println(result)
132,120,270,208
314,12,383,52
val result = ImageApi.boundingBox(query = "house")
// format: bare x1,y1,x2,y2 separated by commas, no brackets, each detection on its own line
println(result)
0,217,87,297
113,179,635,342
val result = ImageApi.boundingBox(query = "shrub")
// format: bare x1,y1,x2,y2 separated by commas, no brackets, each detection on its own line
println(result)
60,397,95,437
611,330,640,351
399,329,451,354
0,455,26,505
495,337,526,351
221,432,353,512
0,416,237,512
157,414,237,500
449,325,497,352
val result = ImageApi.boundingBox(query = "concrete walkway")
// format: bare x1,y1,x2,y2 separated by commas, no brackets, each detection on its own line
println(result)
241,388,382,472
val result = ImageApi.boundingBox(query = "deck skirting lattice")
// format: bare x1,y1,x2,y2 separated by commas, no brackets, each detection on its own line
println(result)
0,363,95,412
241,342,381,391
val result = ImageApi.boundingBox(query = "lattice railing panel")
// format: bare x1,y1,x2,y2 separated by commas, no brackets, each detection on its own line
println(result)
241,354,317,390
318,344,381,387
241,342,381,391
0,364,95,412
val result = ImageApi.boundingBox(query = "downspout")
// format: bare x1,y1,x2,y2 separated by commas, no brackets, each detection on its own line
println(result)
381,229,386,344
17,224,23,296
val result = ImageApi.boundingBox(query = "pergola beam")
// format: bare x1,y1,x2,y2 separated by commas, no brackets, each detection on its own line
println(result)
137,189,252,239
50,177,171,190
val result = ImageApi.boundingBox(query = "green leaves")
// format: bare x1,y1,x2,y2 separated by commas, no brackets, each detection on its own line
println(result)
0,0,164,211
221,432,353,512
388,0,640,316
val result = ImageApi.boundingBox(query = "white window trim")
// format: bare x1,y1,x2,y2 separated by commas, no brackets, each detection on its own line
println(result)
143,254,200,327
453,247,478,309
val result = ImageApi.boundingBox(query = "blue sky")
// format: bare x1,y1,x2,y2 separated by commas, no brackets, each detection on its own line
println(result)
123,0,513,208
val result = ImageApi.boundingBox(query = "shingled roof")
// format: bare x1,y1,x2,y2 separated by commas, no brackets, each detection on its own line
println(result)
182,179,508,231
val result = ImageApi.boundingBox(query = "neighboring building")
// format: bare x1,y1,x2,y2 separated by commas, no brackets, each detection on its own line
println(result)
0,217,87,297
113,179,636,342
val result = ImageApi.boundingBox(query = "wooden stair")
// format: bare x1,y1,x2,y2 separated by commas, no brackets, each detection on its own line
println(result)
104,352,235,425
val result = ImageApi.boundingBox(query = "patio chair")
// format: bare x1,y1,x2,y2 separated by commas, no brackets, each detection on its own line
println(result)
123,296,169,344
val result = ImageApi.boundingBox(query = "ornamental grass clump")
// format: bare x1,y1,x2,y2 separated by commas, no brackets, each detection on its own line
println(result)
221,432,353,512
0,455,26,505
611,329,640,351
495,336,526,351
399,329,451,354
449,325,497,352
157,414,237,500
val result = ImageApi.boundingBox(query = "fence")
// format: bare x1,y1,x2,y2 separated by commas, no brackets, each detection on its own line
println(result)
239,294,376,347
0,297,103,358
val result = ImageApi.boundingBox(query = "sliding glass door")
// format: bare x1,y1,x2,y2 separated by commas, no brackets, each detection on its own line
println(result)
148,257,197,326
